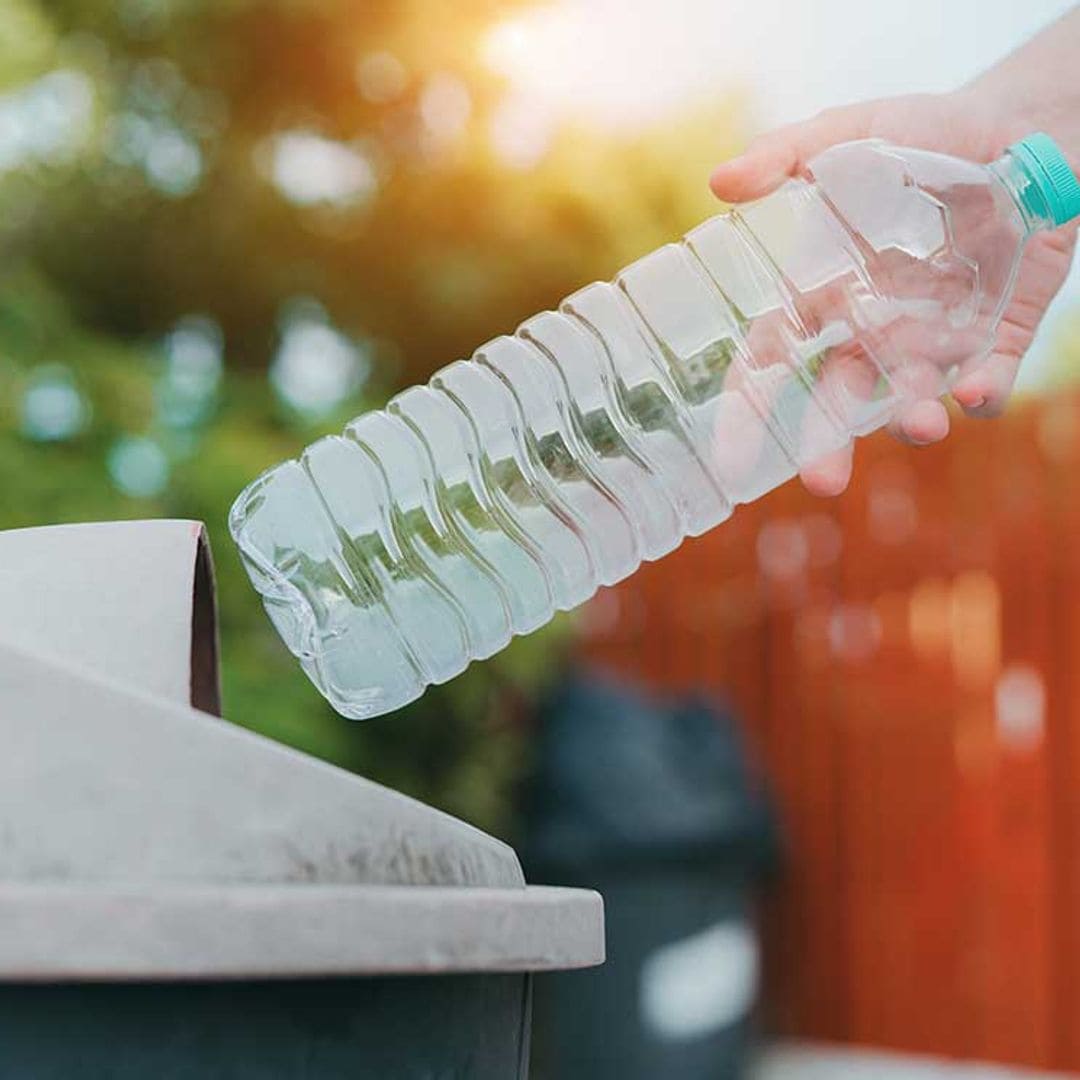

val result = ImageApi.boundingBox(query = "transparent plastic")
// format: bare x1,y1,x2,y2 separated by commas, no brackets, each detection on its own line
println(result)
231,138,1058,719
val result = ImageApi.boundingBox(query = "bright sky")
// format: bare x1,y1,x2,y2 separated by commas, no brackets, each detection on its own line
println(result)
486,0,1079,388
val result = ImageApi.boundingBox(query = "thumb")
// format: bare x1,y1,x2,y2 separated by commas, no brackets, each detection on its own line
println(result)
710,103,877,203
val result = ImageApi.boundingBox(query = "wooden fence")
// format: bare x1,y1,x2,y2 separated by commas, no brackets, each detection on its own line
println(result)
578,394,1080,1070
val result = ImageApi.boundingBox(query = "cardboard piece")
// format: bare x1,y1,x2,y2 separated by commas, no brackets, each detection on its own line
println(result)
0,519,604,978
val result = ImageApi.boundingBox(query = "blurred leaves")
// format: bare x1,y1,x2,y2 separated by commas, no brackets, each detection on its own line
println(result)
0,0,740,834
0,267,571,832
0,0,55,89
4,0,740,383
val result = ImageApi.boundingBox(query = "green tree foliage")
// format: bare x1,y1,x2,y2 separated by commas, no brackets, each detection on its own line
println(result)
0,0,743,833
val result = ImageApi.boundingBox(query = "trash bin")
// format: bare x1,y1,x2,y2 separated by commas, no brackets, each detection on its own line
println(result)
0,520,604,1079
521,668,780,1080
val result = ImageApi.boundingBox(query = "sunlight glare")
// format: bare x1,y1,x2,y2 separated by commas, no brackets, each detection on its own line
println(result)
488,94,553,169
479,1,746,131
481,17,536,74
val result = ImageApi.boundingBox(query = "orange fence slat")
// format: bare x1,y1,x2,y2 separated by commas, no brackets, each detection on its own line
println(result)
576,394,1080,1071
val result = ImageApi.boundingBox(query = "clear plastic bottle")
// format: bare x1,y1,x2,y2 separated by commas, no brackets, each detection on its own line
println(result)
230,133,1080,720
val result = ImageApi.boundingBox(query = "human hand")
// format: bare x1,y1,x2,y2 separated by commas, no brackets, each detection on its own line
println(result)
710,90,1078,495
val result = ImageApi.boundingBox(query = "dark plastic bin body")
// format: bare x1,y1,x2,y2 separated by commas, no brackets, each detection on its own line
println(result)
0,974,531,1079
523,671,780,1080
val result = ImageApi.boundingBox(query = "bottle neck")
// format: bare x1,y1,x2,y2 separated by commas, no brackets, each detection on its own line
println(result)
991,151,1056,234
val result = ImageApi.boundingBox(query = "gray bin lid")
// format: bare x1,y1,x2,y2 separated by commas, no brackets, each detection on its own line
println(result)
0,521,603,980
0,883,603,980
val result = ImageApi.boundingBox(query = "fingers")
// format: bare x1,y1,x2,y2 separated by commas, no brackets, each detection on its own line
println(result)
951,353,1021,417
709,381,774,500
794,357,859,498
710,103,877,203
796,396,950,499
799,445,854,497
950,229,1076,417
891,398,950,444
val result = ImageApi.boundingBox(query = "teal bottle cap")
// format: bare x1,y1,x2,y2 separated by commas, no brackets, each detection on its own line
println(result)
1009,132,1080,227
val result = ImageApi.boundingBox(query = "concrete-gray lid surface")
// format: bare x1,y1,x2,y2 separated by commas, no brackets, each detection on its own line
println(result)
0,635,524,889
0,520,221,714
0,884,604,980
0,520,604,978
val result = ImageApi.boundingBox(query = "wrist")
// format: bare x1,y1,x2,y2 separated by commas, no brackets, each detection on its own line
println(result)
962,57,1080,168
